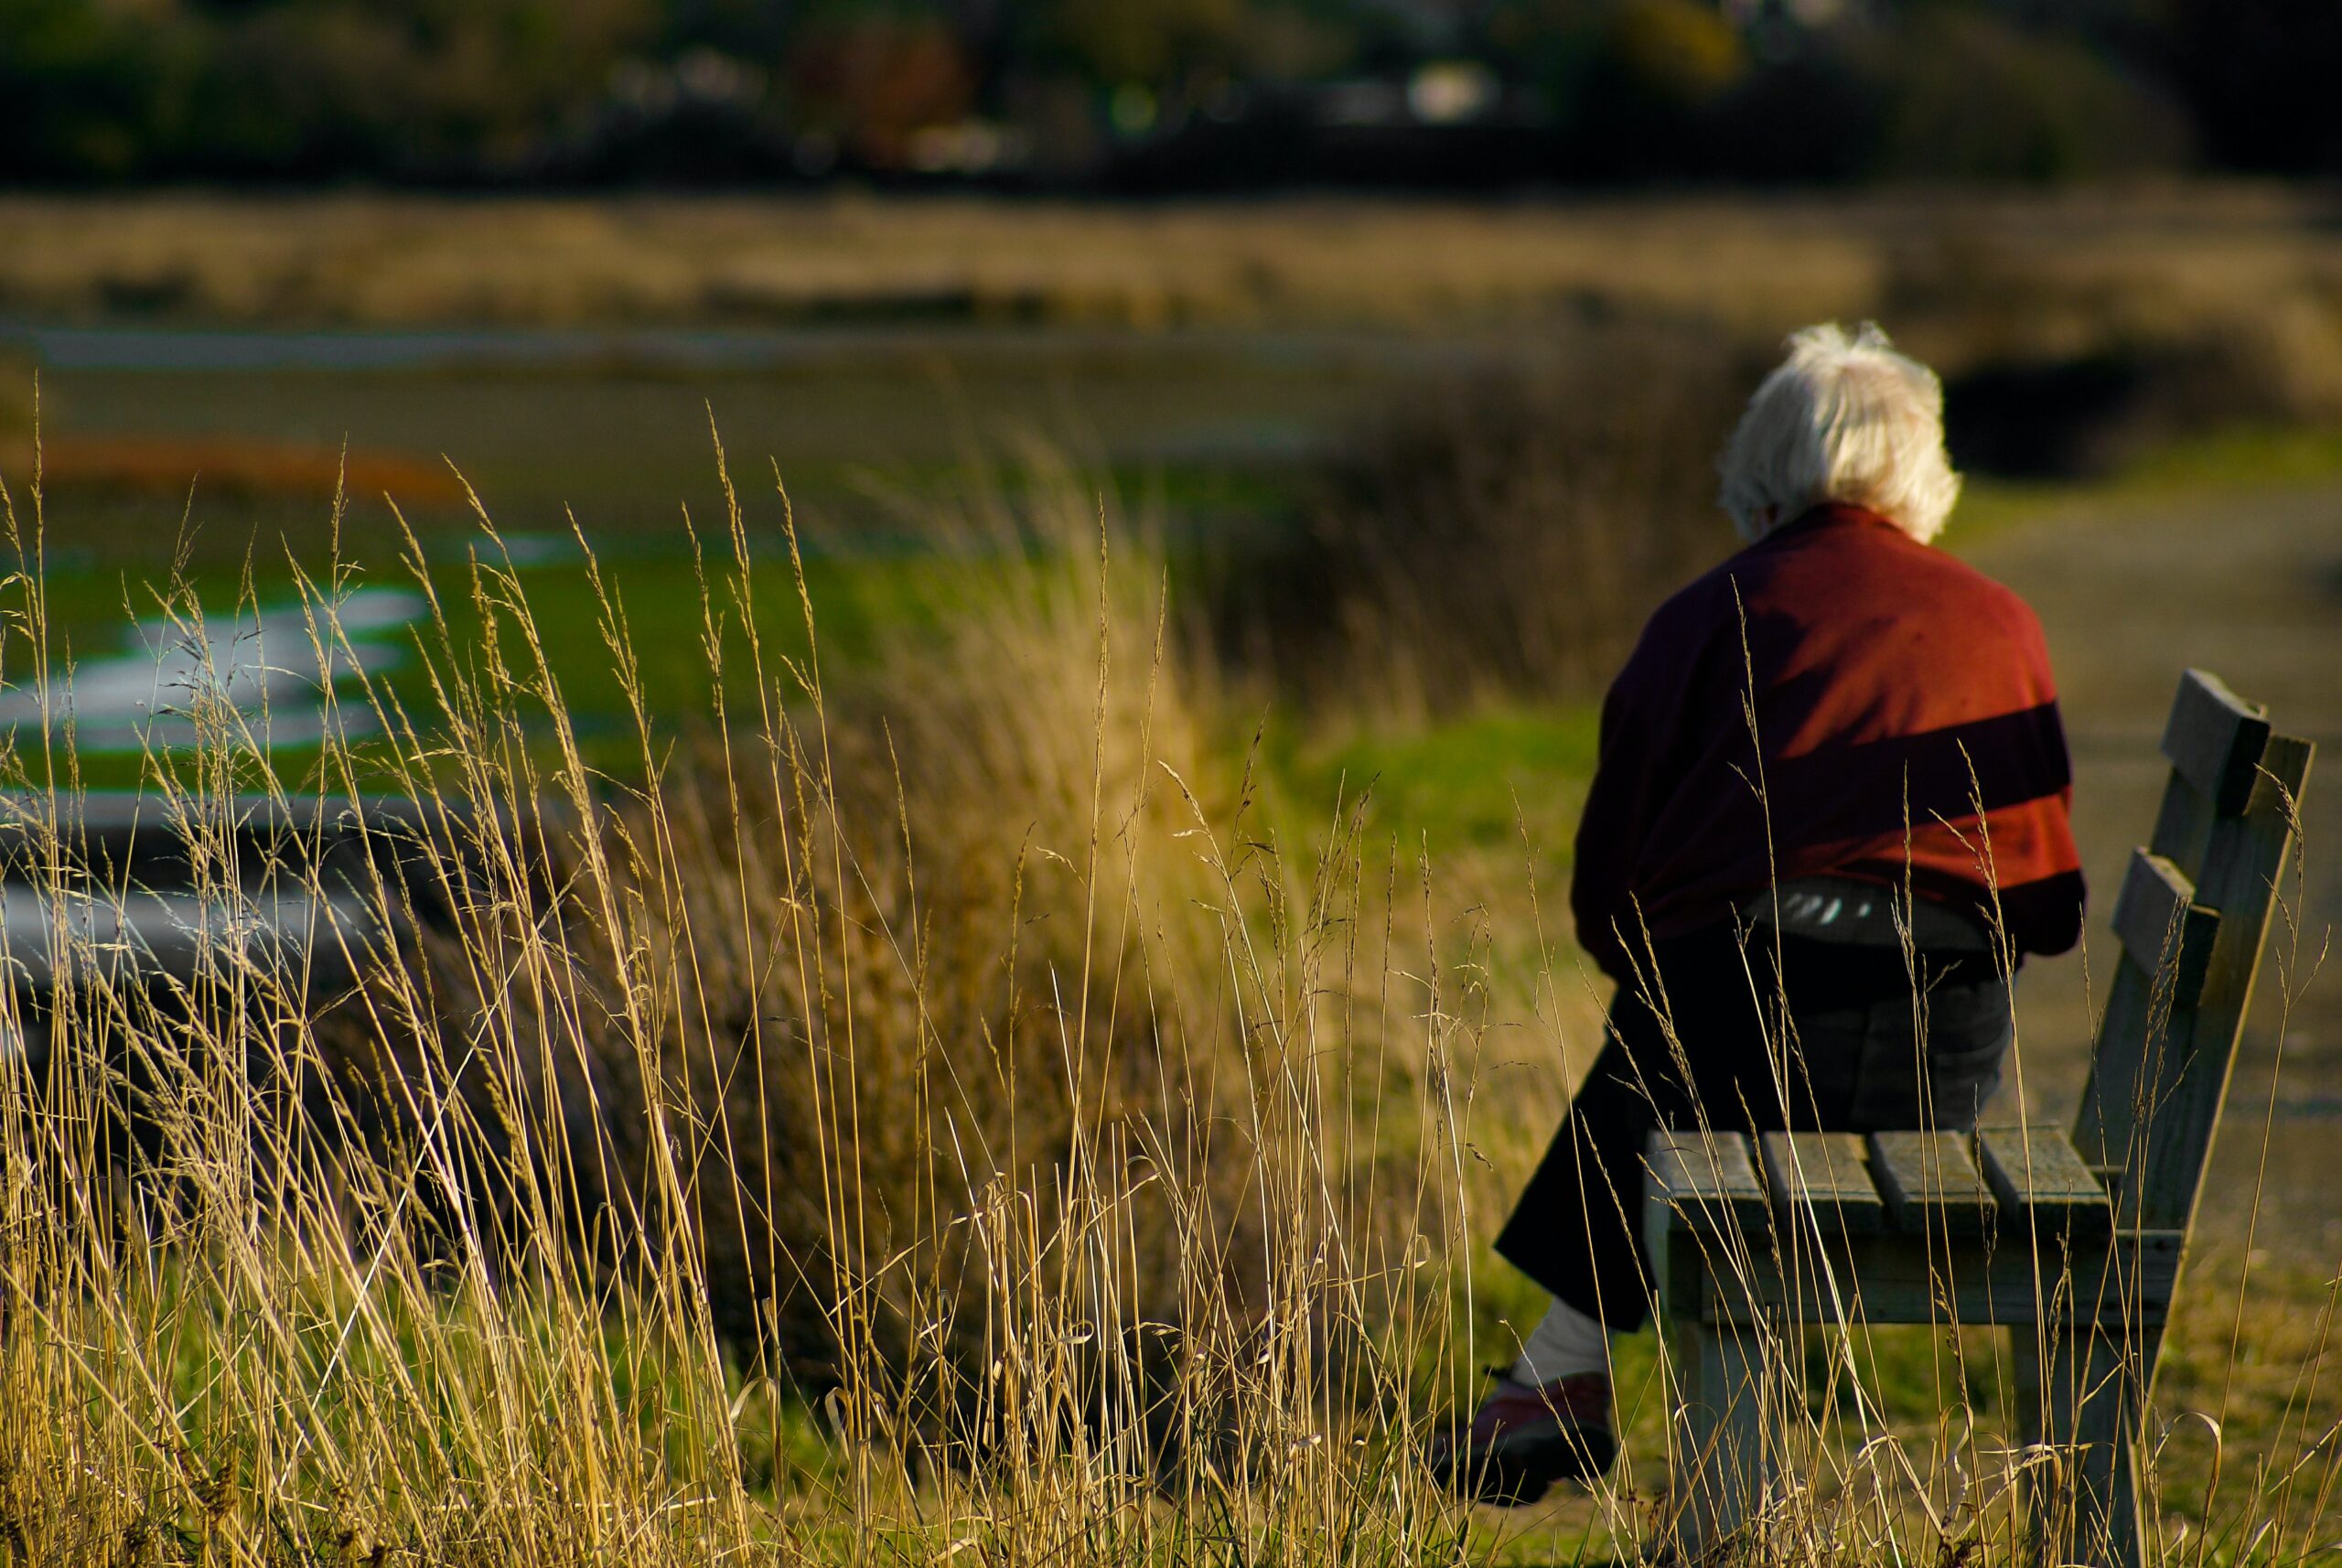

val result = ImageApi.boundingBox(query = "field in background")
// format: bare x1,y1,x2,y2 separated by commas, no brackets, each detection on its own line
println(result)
0,189,2337,1561
0,458,2332,1565
14,188,2342,743
5,185,2339,1146
6,187,2342,338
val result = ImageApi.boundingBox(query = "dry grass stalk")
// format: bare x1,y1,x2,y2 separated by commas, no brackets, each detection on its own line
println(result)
0,427,2328,1565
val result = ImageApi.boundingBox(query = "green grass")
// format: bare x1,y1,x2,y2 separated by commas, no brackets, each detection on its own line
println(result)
2,473,2333,1567
1953,424,2342,549
1269,706,1602,862
11,337,2342,1552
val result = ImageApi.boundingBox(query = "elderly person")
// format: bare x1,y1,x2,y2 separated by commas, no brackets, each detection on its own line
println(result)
1431,324,2085,1505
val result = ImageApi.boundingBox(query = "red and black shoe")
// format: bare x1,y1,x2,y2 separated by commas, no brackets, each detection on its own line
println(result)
1425,1369,1617,1506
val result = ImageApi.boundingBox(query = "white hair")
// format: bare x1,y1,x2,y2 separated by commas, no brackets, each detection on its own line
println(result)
1718,322,1962,545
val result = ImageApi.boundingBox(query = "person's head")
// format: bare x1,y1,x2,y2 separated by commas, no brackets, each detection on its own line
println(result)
1718,322,1961,545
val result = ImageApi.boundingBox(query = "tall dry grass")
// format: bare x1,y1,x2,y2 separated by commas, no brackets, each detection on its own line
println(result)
0,435,1536,1565
0,426,2330,1565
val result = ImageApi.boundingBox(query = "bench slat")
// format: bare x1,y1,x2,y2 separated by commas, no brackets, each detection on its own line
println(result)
1649,1131,1770,1238
1700,1228,2182,1329
1868,1131,1993,1236
1977,1125,2113,1237
2110,848,2220,1007
1761,1131,1885,1235
2078,731,2315,1226
2147,768,2214,878
2070,953,2167,1199
2161,669,2271,818
2124,731,2315,1231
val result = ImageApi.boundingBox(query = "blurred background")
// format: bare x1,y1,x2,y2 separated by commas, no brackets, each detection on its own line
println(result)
1,0,2338,1289
2,9,2340,1542
0,0,2329,188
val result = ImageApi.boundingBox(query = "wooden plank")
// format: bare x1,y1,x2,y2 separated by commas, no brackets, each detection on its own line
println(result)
1760,1131,1884,1236
1978,1125,2113,1238
2121,731,2315,1231
2038,1326,2150,1568
1868,1131,1993,1237
2160,669,2271,817
2071,952,2174,1205
1647,1134,1770,1322
1701,1228,2181,1329
1663,1316,1773,1561
2109,848,2219,1007
1647,1130,1770,1240
2146,768,2214,879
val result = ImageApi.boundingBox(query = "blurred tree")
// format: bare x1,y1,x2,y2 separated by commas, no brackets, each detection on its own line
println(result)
1010,0,1365,180
1039,0,1248,91
1703,38,1884,184
2166,0,2342,174
1227,0,1360,83
170,0,654,177
0,0,2271,186
1602,0,1740,102
786,8,979,170
1869,4,2190,181
660,0,797,56
1490,0,1745,179
0,0,193,177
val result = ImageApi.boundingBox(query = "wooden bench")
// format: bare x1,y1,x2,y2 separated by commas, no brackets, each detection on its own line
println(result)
1644,671,2313,1566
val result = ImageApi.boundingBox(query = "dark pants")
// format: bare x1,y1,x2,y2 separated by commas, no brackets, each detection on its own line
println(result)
1493,925,2011,1334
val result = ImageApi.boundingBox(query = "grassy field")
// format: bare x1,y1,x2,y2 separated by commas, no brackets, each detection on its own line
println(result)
0,190,2338,1563
0,448,2333,1564
8,187,2342,339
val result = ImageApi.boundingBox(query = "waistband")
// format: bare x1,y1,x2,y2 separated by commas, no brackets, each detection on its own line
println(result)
1738,875,1993,953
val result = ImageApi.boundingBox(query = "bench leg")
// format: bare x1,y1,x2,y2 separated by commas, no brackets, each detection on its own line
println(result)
1664,1312,1774,1562
2019,1325,2147,1568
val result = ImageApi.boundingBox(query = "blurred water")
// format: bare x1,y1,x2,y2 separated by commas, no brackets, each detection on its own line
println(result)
9,320,1438,553
0,586,424,753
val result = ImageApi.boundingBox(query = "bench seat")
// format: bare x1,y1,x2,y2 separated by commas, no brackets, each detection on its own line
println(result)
1640,671,2314,1568
1649,1128,2176,1329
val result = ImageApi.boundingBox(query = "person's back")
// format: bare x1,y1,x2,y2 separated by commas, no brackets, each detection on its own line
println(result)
1430,324,2085,1507
1572,501,2083,983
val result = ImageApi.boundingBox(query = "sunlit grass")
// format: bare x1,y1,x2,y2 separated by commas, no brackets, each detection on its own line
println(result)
1954,424,2342,548
0,424,2332,1564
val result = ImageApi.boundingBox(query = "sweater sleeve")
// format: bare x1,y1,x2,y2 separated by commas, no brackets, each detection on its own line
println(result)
2006,607,2088,956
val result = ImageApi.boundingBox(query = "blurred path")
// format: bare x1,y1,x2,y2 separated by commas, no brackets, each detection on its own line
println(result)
1971,482,2342,1252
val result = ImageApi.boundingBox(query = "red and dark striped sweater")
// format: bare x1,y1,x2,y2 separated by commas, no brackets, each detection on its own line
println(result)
1571,503,2086,983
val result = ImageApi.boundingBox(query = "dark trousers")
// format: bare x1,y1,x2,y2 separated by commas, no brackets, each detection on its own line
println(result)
1493,925,2011,1334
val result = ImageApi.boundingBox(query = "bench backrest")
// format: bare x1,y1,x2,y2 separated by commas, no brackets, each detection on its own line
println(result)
2071,671,2315,1231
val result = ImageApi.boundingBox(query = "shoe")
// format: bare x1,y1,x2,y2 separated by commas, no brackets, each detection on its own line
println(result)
1426,1369,1617,1506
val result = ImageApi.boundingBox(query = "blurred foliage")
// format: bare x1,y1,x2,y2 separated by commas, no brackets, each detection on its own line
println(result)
0,0,2332,185
0,359,31,462
0,0,656,178
1869,5,2192,182
2166,0,2342,174
1209,317,1751,707
1492,0,1746,179
786,12,977,167
1041,0,1248,89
